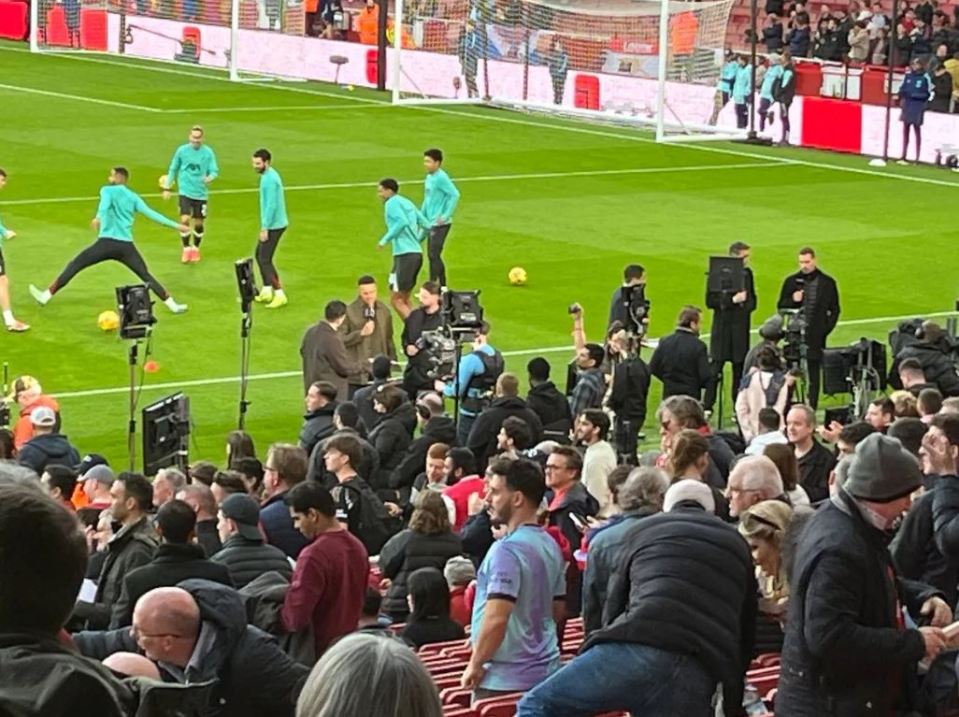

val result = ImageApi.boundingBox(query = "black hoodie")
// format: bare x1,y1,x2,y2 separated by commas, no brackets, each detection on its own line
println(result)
17,433,81,476
465,396,544,472
526,381,573,434
389,415,458,497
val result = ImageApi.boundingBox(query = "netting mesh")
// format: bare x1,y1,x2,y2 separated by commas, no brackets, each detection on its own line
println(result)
392,0,740,138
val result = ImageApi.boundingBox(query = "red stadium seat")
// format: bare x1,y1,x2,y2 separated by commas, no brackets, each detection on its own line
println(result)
443,707,476,717
440,686,473,707
474,693,523,717
746,665,781,695
419,638,469,658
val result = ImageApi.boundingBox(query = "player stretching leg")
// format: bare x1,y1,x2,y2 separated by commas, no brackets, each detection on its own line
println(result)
0,169,29,332
161,125,219,263
421,148,460,288
29,167,190,314
252,149,289,309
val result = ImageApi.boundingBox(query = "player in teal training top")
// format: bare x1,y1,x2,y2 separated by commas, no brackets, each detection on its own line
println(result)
377,177,429,319
421,148,460,287
0,169,29,332
252,148,289,309
30,167,190,314
161,125,219,264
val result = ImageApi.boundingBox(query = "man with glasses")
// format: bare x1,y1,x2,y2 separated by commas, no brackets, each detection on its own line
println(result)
259,443,309,560
725,454,786,519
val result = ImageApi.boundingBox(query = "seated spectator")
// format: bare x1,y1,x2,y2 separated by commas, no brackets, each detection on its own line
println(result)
296,633,443,717
152,467,186,508
891,389,921,418
282,481,369,656
919,387,944,423
725,454,786,519
494,415,533,461
526,357,573,440
409,442,449,507
667,429,729,520
744,407,789,457
17,406,80,477
389,392,456,502
210,469,248,505
444,556,476,627
258,443,310,560
582,467,669,634
865,396,895,432
299,381,338,458
176,483,223,558
0,480,134,716
442,447,486,532
658,395,734,488
212,493,293,589
109,499,233,628
400,567,466,649
80,460,113,511
74,473,158,630
40,464,77,513
379,491,462,622
187,460,217,486
738,500,804,655
357,587,392,638
368,384,414,491
467,373,544,472
575,409,617,516
764,442,811,506
736,346,791,444
786,404,837,503
75,582,309,717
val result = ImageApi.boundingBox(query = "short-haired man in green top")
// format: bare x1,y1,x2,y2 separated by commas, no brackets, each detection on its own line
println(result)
30,167,190,314
376,178,429,319
421,148,460,287
252,148,289,310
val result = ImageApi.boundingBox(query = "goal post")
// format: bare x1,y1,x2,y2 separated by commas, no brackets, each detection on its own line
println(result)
390,0,746,142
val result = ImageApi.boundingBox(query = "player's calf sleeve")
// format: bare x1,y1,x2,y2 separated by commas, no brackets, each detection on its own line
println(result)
193,223,204,247
180,232,192,248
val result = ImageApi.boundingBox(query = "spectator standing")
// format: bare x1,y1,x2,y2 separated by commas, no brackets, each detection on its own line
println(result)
226,429,257,468
736,345,791,443
300,300,364,402
368,384,414,491
80,458,113,510
16,406,79,477
668,429,731,520
442,322,504,446
74,473,158,629
40,464,77,513
461,459,566,700
390,392,456,501
299,381,338,458
340,275,396,396
568,341,606,419
518,476,757,716
259,443,310,560
212,493,293,589
109,499,233,628
745,407,790,455
649,306,712,405
401,567,467,648
151,467,186,508
526,357,573,439
899,358,940,397
466,373,543,471
848,19,871,59
786,404,837,503
787,13,812,56
575,409,617,515
605,324,651,463
865,396,896,432
725,454,786,519
357,0,379,44
282,482,369,656
354,354,393,430
777,247,841,409
401,282,444,399
7,375,59,450
379,491,462,621
898,58,932,162
658,395,735,488
777,433,951,716
175,483,223,558
764,13,786,51
308,404,380,487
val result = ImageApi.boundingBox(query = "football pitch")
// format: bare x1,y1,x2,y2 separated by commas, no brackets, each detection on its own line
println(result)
1,38,958,467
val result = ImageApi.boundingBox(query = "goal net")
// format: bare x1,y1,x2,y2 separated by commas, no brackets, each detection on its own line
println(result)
390,0,743,142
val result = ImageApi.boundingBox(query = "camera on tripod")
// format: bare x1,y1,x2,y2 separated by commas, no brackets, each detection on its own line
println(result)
623,284,650,338
417,289,486,382
823,339,887,417
780,308,807,372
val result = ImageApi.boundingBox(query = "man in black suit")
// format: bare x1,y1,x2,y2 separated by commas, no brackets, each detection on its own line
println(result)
777,246,841,409
704,241,757,413
649,306,712,402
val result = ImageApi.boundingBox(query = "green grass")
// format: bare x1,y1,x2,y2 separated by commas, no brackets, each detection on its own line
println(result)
1,39,958,468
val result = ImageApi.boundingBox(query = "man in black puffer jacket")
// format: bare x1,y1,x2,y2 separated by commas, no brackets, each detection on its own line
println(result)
17,407,80,477
466,373,543,472
298,381,338,458
526,357,572,440
212,494,293,589
519,479,756,717
389,392,457,502
74,579,309,717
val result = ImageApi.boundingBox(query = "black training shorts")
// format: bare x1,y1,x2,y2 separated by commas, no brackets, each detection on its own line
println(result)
0,248,5,277
178,196,208,220
391,253,423,292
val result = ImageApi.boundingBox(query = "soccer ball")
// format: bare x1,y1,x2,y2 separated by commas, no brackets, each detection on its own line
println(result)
508,267,527,286
97,310,120,332
158,174,169,189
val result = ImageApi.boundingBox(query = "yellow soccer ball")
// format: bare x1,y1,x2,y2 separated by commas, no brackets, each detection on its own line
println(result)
98,310,120,332
158,174,169,189
508,267,527,286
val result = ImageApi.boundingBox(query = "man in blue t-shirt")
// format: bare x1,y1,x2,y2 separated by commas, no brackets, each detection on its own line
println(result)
441,321,502,445
461,458,565,702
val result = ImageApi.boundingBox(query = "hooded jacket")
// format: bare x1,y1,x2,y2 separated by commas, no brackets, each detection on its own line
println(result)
298,404,337,457
465,396,544,471
74,579,309,717
368,407,414,491
388,415,457,495
17,432,81,476
526,381,573,434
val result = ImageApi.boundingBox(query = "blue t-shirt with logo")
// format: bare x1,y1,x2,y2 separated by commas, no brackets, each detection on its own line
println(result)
470,524,565,691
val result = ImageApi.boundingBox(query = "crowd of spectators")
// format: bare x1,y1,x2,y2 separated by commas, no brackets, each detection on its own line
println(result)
6,260,959,716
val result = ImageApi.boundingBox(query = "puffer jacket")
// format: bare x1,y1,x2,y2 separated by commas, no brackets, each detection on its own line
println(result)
74,579,309,717
368,410,413,491
379,529,463,620
389,416,458,496
17,433,81,476
212,534,293,589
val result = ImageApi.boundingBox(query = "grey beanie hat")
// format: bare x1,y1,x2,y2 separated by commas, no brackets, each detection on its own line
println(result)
843,433,922,503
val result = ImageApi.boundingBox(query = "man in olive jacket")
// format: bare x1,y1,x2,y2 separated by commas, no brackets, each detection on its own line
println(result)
301,300,365,402
340,275,397,396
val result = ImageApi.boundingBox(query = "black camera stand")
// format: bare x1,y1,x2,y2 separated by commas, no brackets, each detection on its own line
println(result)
237,309,253,430
127,339,143,471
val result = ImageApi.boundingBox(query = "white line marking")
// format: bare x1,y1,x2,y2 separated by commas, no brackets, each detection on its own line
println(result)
0,81,163,113
52,310,958,400
162,103,398,113
0,162,781,207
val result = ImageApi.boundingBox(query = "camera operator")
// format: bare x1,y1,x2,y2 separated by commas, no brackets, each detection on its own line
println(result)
744,316,785,374
888,320,959,397
401,282,444,399
607,263,649,331
340,275,396,397
704,242,756,411
440,321,504,445
649,306,712,402
777,246,841,409
606,321,651,464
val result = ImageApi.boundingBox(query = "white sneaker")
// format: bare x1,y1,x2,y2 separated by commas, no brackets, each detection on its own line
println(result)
29,284,50,306
165,299,188,314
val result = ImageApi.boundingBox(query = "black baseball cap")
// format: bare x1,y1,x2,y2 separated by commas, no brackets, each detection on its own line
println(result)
219,494,262,540
79,454,109,478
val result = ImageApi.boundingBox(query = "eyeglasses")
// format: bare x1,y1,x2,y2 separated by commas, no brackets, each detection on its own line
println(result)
130,625,187,641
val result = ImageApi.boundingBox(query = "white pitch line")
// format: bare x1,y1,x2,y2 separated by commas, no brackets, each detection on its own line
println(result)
0,81,163,113
50,310,958,400
0,162,781,207
162,103,399,113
